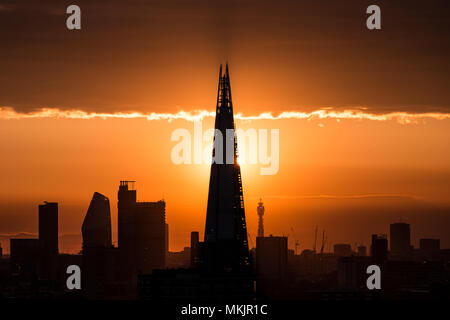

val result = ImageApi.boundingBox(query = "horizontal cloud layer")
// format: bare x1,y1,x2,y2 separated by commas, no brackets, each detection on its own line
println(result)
1,106,449,124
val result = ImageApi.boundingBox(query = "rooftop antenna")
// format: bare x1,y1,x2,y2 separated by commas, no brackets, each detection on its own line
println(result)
257,198,265,238
120,180,136,190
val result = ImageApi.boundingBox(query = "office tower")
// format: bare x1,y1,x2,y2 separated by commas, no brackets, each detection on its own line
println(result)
256,236,287,280
371,234,388,265
333,244,352,257
390,222,411,258
204,64,249,271
81,192,115,299
257,199,265,238
357,245,367,257
39,202,58,255
38,201,58,280
190,231,200,267
82,192,112,248
118,180,137,284
118,181,166,281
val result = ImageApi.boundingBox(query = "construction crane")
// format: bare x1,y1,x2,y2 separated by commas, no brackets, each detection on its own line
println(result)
320,230,327,257
313,225,318,253
290,227,300,255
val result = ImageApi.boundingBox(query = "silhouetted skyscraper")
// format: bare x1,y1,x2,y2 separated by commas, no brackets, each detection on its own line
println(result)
81,192,116,299
371,234,388,265
204,65,249,271
390,222,411,258
257,199,265,238
39,202,58,256
38,201,58,280
82,192,112,248
118,181,166,292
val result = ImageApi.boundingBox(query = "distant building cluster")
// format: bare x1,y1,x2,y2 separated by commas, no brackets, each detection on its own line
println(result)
0,183,167,299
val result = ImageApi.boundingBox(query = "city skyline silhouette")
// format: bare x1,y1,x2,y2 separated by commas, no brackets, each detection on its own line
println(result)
0,0,449,302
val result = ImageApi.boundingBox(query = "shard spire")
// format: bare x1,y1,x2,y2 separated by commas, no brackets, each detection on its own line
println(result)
204,64,249,271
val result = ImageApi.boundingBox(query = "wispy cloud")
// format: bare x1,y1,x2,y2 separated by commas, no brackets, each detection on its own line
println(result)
1,106,449,124
261,194,425,201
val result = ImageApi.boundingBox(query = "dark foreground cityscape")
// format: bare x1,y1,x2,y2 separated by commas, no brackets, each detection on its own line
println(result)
0,66,449,301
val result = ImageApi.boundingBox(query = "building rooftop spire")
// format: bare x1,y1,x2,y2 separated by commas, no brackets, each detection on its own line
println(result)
204,65,250,271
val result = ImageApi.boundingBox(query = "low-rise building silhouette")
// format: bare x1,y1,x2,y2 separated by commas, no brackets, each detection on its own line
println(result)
333,244,352,257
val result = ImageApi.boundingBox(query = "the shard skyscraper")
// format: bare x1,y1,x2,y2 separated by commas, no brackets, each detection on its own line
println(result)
204,64,250,272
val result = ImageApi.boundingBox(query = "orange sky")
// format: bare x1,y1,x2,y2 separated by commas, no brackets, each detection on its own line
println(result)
0,116,449,252
0,0,449,253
